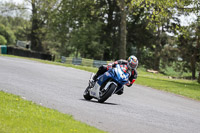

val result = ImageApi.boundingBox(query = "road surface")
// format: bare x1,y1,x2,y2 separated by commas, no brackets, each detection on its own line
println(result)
0,56,200,133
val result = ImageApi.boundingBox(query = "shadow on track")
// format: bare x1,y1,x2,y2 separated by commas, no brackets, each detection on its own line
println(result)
80,99,119,105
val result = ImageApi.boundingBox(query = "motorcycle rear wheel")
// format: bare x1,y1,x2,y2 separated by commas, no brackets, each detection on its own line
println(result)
98,83,116,103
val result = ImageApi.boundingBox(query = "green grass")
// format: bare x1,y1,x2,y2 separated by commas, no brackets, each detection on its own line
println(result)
136,68,200,100
137,76,200,100
0,91,106,133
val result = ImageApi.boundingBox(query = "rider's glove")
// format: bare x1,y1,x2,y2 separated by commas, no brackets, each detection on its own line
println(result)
107,61,118,70
126,81,133,87
107,64,112,70
114,61,118,64
126,81,131,86
126,79,136,87
111,61,118,68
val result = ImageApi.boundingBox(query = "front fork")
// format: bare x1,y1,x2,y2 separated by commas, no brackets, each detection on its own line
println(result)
88,73,95,88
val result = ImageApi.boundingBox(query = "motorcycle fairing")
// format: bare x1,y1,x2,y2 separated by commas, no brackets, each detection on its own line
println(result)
96,64,130,92
90,82,100,98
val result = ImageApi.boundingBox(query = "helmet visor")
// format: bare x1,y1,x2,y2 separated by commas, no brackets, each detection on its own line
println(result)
129,62,138,70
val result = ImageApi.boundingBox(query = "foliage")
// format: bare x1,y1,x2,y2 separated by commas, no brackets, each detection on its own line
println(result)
176,25,200,79
49,0,122,60
0,0,200,81
26,0,59,52
0,35,7,45
0,23,16,45
69,21,104,59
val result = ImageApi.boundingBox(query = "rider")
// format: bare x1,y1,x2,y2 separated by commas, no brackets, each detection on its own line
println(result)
91,55,138,95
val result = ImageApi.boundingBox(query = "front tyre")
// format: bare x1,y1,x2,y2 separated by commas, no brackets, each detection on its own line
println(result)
83,86,93,100
98,83,116,103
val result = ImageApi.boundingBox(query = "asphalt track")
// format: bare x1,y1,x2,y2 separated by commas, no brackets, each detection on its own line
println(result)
0,56,200,133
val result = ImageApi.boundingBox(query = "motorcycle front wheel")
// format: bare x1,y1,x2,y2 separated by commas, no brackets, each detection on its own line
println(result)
98,83,116,103
83,86,93,100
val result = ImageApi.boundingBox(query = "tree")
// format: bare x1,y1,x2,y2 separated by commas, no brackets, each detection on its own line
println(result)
175,0,200,79
176,23,199,79
1,0,59,51
99,0,120,60
197,24,200,82
127,0,185,70
118,0,127,59
0,9,31,43
0,23,16,45
69,21,104,59
48,0,98,56
25,0,58,52
0,35,7,45
50,0,122,60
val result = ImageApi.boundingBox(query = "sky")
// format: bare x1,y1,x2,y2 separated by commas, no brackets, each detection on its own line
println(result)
2,0,23,4
179,14,197,26
1,0,198,26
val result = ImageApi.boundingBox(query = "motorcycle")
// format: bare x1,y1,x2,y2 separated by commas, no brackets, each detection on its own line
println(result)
83,64,131,103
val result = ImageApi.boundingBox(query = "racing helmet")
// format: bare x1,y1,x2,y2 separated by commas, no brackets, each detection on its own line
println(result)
127,55,138,70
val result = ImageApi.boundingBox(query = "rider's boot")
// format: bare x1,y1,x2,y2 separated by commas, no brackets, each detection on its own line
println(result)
89,65,107,87
116,87,124,95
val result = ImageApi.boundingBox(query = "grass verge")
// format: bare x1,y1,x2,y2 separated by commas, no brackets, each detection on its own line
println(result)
0,91,106,133
137,76,200,100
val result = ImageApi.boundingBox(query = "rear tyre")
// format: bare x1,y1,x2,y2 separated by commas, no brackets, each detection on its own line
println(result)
83,86,93,100
98,83,116,103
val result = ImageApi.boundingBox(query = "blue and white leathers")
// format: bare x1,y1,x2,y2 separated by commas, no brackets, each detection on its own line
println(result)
89,64,130,101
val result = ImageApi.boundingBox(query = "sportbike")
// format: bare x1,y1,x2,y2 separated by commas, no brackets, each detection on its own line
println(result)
83,64,130,103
